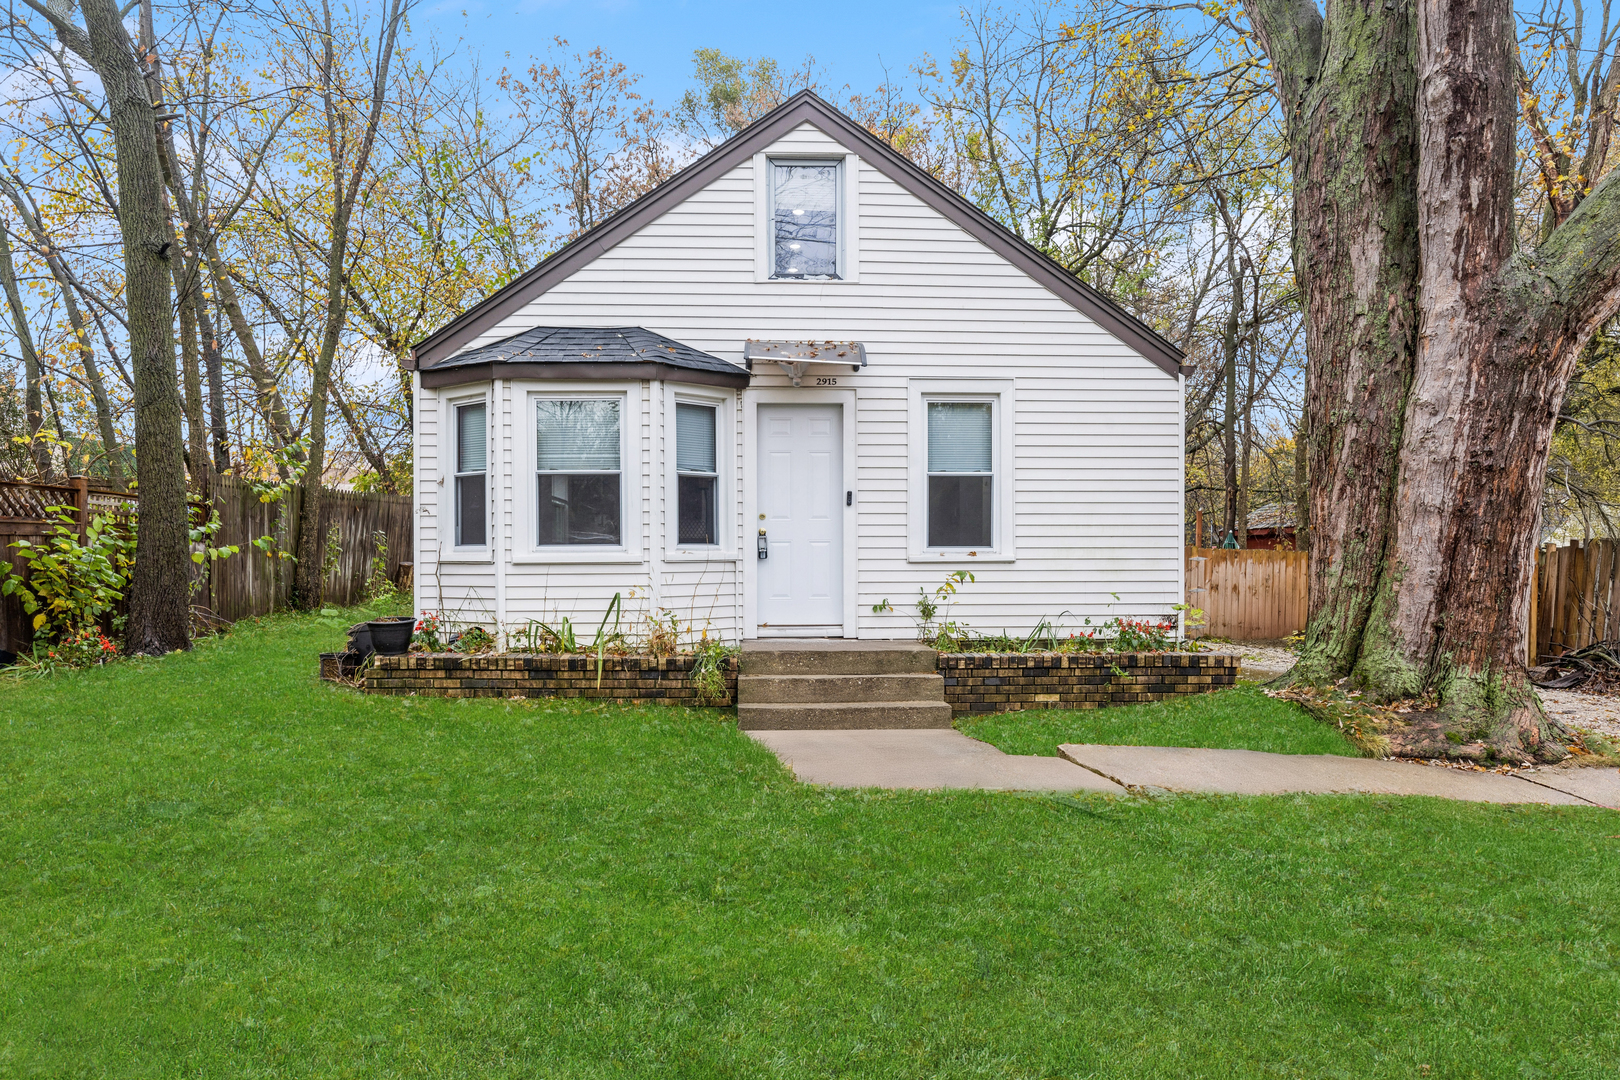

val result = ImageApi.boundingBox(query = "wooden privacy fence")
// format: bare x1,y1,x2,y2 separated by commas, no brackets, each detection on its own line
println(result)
0,476,412,650
1528,538,1620,664
202,477,414,622
1185,545,1309,641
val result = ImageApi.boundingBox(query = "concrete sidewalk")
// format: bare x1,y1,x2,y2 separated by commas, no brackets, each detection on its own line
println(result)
745,728,1620,807
748,729,1125,793
1058,743,1619,807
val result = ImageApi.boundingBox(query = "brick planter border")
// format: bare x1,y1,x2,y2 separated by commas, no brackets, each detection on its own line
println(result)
356,649,1237,714
362,653,738,706
939,652,1239,715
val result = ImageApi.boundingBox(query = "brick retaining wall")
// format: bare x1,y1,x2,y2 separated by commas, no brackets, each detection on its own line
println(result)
363,653,738,705
939,652,1239,715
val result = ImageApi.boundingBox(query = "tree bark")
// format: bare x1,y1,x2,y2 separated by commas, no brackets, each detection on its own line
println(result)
32,0,192,653
198,291,231,473
0,225,50,475
1245,0,1620,761
1246,0,1421,684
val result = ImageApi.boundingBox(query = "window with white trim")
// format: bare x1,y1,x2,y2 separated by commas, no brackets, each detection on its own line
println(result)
453,400,487,547
675,402,718,545
770,161,840,279
926,400,994,548
536,398,621,546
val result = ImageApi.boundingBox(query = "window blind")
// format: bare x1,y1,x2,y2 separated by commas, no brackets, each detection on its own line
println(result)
675,403,717,474
456,403,486,474
537,399,620,471
927,402,992,473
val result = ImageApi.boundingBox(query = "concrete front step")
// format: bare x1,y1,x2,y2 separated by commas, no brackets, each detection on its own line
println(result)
737,700,956,730
737,672,945,704
741,638,937,676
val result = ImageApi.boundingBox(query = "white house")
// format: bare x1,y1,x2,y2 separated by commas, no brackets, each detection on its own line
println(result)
406,92,1187,644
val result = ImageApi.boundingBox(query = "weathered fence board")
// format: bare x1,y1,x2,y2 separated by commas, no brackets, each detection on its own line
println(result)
1530,538,1620,663
0,476,412,651
1185,545,1309,641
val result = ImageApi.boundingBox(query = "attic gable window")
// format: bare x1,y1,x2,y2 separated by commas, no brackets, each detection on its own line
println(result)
771,161,839,279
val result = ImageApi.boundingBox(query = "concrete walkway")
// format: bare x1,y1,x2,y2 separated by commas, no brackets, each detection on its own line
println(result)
747,729,1125,793
746,729,1620,807
1059,744,1619,806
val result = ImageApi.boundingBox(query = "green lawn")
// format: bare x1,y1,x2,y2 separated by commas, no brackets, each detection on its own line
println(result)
961,684,1362,757
1,611,1617,1078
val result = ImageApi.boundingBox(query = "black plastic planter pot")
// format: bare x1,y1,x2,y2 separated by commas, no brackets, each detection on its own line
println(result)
367,617,415,656
346,623,375,657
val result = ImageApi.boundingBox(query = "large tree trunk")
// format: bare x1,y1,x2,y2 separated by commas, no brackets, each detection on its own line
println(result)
1247,0,1620,761
41,0,193,654
1248,0,1423,687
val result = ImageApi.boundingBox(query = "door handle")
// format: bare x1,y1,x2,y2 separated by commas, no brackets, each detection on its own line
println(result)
757,529,768,560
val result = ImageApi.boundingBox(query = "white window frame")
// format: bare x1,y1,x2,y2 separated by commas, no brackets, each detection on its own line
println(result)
665,385,735,560
443,388,491,561
906,379,1016,563
515,383,642,565
754,151,860,283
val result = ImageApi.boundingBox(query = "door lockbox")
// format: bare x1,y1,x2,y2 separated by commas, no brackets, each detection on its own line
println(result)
757,529,768,560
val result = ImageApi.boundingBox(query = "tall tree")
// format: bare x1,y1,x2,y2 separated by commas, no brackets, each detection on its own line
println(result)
1244,0,1620,760
280,0,409,609
24,0,192,654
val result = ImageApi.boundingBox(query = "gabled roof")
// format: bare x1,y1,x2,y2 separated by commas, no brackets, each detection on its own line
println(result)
417,325,748,389
410,91,1186,379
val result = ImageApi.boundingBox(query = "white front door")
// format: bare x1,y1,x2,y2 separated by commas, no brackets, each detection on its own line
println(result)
757,404,843,632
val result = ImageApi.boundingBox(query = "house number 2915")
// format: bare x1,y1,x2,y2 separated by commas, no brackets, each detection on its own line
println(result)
815,377,838,386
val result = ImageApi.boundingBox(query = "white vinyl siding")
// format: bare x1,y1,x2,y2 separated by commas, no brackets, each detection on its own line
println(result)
420,121,1181,641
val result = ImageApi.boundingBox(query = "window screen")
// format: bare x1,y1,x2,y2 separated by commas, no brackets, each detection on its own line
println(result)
772,162,839,279
676,402,718,545
537,399,621,545
926,401,993,548
454,402,486,547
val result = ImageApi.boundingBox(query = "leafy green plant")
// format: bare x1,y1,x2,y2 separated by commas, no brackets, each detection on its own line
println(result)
874,570,976,645
413,611,444,651
454,626,497,653
364,530,397,601
0,506,134,638
188,507,240,597
690,635,737,704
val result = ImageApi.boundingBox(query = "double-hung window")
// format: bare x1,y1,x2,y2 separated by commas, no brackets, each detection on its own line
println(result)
926,401,994,548
453,400,487,547
675,402,718,545
536,398,621,546
771,161,840,279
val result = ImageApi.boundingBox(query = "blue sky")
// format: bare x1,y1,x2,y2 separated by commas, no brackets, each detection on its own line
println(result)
419,0,968,109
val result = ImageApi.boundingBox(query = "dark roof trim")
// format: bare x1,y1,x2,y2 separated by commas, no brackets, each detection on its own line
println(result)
420,361,750,390
410,92,1186,379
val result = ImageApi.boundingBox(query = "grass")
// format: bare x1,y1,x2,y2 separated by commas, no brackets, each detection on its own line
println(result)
961,684,1363,757
0,608,1616,1077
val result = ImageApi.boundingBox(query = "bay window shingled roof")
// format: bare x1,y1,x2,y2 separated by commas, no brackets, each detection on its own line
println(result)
416,325,749,389
431,325,741,375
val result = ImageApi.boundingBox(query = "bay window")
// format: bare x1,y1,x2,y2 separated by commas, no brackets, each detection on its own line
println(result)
536,398,621,545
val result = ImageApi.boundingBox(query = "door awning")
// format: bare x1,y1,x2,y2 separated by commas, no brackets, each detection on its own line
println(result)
743,339,866,385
